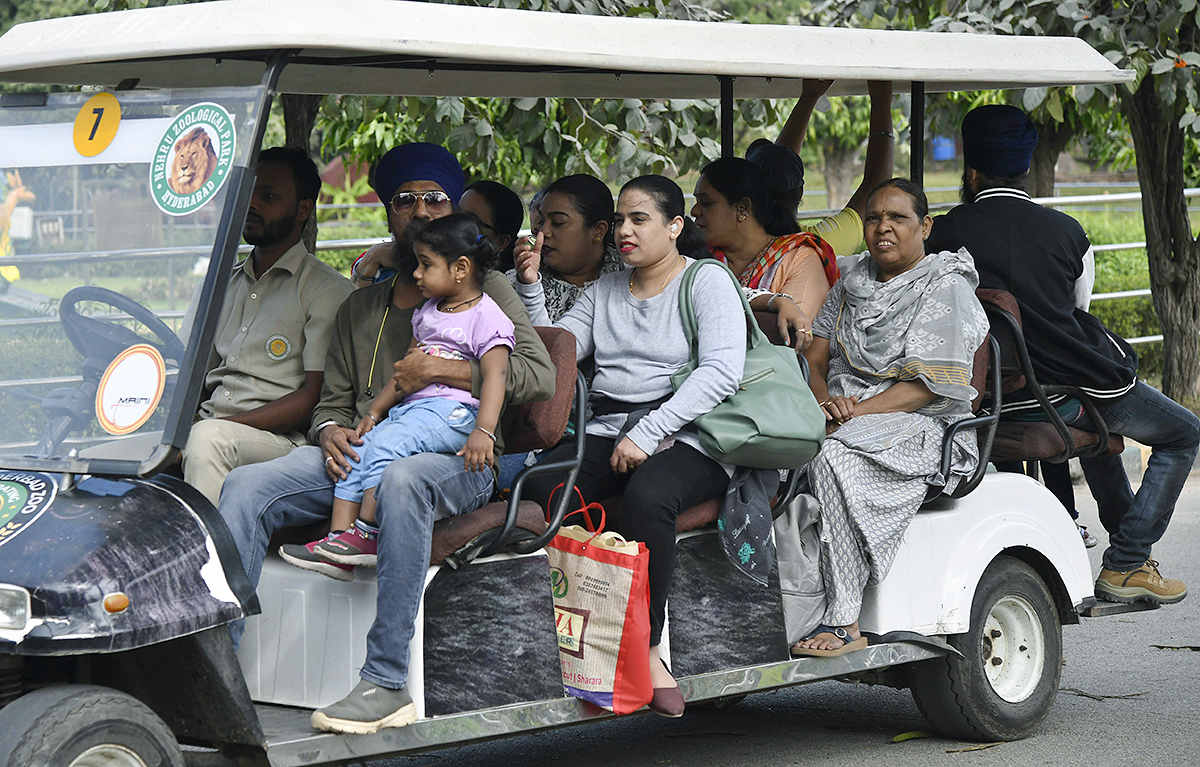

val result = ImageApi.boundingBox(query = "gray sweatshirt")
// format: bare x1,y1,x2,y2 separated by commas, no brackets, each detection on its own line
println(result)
517,258,746,458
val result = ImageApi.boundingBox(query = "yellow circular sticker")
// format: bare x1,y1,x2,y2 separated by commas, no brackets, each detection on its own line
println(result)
73,93,122,158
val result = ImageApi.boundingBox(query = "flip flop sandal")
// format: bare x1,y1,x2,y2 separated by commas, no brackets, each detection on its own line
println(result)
790,624,868,658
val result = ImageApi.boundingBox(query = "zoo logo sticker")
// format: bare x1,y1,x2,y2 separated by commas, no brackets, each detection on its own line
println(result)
265,334,292,361
149,102,236,217
0,472,57,549
95,344,166,435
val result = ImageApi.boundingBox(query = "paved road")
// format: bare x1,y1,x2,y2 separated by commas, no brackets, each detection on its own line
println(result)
379,471,1200,767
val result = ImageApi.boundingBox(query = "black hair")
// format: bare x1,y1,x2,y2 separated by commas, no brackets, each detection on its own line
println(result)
618,174,708,259
463,180,524,264
412,213,499,287
258,147,322,215
700,157,799,237
867,177,929,219
962,167,1030,203
542,174,615,247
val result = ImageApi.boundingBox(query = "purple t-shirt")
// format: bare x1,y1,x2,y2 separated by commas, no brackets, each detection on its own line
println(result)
406,293,516,408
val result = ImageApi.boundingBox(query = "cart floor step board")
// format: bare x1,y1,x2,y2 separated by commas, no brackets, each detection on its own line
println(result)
1080,600,1162,618
253,640,944,766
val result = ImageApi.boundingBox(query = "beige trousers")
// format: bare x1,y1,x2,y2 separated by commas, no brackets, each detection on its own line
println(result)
182,418,303,506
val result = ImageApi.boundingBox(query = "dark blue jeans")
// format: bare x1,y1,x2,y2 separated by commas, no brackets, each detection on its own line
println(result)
1070,382,1200,571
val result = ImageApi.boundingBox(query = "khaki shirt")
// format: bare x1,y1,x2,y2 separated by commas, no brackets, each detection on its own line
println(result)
199,241,353,422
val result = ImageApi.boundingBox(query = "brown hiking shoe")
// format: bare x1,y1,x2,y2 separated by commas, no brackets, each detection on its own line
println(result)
1095,559,1187,605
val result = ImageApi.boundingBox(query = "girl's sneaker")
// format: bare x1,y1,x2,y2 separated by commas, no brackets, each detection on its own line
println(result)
314,525,378,566
280,532,355,582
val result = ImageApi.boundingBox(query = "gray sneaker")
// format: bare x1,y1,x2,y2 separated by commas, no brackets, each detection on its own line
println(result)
311,680,417,734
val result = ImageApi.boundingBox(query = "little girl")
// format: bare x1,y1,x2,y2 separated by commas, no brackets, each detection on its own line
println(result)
281,214,515,580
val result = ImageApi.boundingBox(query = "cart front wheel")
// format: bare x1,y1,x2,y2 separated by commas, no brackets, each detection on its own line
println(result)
909,556,1062,741
0,684,183,767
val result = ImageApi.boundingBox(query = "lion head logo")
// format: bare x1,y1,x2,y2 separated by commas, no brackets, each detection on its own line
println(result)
168,127,218,196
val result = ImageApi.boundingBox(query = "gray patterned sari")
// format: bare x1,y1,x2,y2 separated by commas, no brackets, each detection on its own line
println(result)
809,248,989,626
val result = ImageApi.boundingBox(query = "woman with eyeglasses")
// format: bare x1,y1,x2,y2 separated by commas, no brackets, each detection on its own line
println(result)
459,180,525,273
350,143,463,288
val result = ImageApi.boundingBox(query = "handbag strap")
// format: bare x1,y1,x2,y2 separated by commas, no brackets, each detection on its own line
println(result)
677,259,768,364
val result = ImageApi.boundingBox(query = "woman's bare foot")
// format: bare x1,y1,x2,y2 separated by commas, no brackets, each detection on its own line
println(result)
790,621,866,657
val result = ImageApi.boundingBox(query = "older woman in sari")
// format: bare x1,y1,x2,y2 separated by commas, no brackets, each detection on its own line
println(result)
794,178,989,656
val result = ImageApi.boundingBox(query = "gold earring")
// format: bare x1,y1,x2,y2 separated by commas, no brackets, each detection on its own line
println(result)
456,276,462,283
593,236,601,243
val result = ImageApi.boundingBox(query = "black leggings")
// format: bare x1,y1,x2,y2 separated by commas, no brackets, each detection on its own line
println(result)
526,436,730,646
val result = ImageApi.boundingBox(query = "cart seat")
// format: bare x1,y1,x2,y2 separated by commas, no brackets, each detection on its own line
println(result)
977,289,1125,465
429,326,578,566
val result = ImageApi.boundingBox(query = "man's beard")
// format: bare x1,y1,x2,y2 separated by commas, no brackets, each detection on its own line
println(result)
391,219,428,280
243,207,299,247
959,168,977,205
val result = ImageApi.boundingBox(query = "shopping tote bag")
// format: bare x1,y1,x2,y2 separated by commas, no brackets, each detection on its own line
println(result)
546,505,653,715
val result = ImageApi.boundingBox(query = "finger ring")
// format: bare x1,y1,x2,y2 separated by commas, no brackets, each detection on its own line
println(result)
325,456,334,465
819,400,832,407
803,328,813,335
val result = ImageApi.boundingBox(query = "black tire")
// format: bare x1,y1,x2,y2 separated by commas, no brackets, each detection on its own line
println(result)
909,556,1062,741
0,685,183,767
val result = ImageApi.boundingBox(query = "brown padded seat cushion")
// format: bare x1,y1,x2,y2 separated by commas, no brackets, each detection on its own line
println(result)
429,500,547,565
500,327,576,455
991,421,1125,462
976,288,1027,394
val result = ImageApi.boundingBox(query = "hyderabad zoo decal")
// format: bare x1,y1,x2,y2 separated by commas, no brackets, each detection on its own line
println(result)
149,102,236,216
0,472,57,548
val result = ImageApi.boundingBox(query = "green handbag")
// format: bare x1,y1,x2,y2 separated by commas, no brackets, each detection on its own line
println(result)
670,260,825,469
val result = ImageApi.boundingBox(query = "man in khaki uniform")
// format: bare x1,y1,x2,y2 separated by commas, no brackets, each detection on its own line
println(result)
183,147,353,504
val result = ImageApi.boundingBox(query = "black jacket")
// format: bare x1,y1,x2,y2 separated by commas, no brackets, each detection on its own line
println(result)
926,188,1137,412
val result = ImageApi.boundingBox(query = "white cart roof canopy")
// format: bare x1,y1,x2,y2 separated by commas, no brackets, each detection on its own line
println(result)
0,0,1134,99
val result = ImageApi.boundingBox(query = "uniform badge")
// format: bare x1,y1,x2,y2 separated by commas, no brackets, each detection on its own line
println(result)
265,334,292,361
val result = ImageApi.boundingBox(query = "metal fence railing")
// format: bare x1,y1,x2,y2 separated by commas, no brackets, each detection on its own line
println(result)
3,188,1197,347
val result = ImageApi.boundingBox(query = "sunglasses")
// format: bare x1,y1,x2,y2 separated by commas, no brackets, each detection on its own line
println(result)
390,190,453,214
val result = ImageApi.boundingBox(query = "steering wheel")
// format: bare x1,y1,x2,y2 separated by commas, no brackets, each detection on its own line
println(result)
60,286,186,367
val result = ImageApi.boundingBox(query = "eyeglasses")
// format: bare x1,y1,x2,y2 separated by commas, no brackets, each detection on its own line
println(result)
390,190,452,214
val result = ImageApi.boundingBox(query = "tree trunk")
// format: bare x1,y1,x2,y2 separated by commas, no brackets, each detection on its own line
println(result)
820,143,857,212
282,94,322,154
281,94,323,253
1029,119,1075,198
1123,76,1200,401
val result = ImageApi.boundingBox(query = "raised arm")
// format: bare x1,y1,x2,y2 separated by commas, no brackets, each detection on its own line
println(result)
843,81,895,220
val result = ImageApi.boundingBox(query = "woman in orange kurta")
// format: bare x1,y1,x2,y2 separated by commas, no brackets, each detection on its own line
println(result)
692,157,839,334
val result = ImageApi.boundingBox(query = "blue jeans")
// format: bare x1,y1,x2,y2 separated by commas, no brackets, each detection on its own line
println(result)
1069,382,1200,571
218,446,494,688
335,398,477,503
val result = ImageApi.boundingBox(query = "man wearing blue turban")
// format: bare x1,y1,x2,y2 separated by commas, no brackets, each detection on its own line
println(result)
927,104,1198,608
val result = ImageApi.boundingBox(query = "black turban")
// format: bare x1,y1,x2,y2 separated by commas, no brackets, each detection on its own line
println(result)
961,104,1038,178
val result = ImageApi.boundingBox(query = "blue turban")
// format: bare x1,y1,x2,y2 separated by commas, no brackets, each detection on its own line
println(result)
372,143,465,207
961,105,1038,178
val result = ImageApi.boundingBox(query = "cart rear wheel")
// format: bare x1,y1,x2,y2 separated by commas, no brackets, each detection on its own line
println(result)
910,556,1062,741
0,685,183,767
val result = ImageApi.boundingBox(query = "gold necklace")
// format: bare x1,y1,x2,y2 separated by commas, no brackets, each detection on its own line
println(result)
629,256,684,299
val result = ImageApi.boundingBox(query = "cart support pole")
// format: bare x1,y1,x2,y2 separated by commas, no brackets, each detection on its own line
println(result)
720,76,734,158
910,80,925,186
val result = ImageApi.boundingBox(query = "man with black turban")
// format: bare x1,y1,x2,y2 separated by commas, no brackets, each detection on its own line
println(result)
216,143,555,734
926,104,1198,608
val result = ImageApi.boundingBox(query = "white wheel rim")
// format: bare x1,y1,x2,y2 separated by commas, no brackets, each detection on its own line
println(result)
981,594,1046,703
68,744,149,767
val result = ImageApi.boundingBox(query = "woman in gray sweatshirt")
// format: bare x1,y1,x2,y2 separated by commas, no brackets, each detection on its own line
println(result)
517,174,746,718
